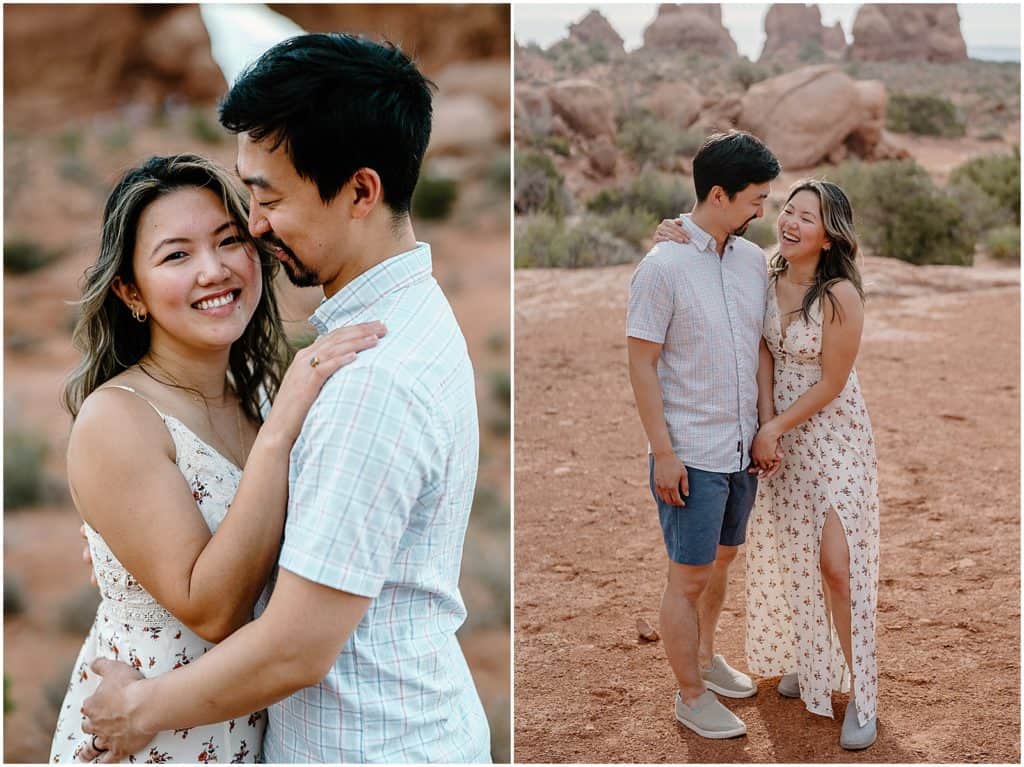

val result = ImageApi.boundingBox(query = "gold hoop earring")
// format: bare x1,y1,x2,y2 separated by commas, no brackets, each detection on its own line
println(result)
131,305,147,323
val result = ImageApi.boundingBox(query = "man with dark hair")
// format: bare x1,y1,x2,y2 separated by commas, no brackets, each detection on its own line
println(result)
627,131,780,739
79,33,491,763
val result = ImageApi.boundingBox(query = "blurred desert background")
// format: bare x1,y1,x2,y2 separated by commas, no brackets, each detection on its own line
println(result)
513,3,1019,763
3,4,510,762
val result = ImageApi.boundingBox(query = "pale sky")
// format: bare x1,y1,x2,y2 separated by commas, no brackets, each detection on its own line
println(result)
513,3,1021,61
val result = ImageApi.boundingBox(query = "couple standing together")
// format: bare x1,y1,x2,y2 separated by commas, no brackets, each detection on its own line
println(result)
627,131,880,750
50,34,491,763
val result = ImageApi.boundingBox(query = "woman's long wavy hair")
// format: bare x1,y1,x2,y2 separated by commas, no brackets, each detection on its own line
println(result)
62,154,288,422
769,179,865,324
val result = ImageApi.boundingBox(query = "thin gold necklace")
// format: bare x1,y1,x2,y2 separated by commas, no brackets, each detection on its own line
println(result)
140,360,246,468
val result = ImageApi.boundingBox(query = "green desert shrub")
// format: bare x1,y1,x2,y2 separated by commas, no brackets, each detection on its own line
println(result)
412,174,458,220
4,673,13,714
949,147,1020,221
618,114,709,166
514,150,571,218
827,159,974,265
4,239,60,274
55,128,84,156
514,213,634,268
731,57,772,89
4,422,48,508
588,168,695,222
602,205,659,249
798,40,826,63
188,107,223,145
487,149,511,193
587,41,610,64
4,573,26,616
744,217,778,249
489,368,511,412
677,125,711,156
886,92,966,137
541,134,570,157
618,112,679,167
946,179,1007,241
986,226,1020,261
471,484,508,532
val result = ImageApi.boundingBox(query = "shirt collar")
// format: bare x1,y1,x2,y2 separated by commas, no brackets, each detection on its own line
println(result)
310,242,432,332
681,214,729,255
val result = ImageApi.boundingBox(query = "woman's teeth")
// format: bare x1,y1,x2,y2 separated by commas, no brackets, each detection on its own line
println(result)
195,292,235,310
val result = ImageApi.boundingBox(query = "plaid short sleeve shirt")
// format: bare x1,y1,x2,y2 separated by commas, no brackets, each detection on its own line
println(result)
627,216,768,473
260,243,491,763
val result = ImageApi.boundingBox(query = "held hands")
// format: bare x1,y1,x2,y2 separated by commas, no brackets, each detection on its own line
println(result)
750,424,784,480
652,218,692,248
265,320,387,445
77,659,151,763
653,452,688,507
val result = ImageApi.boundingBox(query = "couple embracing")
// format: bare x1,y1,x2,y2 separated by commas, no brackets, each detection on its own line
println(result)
627,131,880,750
50,34,491,763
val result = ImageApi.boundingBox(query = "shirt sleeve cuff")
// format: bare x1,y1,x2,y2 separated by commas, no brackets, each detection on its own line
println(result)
277,545,387,598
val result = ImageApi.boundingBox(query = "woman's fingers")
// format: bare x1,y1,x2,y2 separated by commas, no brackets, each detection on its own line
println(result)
296,321,386,372
653,218,688,245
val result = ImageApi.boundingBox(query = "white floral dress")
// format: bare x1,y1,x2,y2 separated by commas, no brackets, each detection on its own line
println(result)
50,387,265,763
745,287,880,726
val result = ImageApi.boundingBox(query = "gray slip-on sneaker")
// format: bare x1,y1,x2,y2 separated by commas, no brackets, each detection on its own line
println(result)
777,672,800,698
674,690,747,739
840,700,877,750
700,654,757,699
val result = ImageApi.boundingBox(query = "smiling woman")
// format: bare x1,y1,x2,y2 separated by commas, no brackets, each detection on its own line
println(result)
49,154,384,763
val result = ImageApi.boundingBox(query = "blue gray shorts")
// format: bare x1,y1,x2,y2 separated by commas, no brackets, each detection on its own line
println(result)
649,456,758,566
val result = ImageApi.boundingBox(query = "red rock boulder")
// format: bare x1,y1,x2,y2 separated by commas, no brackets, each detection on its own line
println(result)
737,65,863,168
545,80,616,140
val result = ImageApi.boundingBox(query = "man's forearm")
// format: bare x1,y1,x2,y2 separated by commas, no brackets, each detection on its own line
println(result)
628,360,674,456
129,610,319,734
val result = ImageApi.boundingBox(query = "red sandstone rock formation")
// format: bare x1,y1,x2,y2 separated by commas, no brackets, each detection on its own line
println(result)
568,10,625,58
641,4,738,57
848,4,967,62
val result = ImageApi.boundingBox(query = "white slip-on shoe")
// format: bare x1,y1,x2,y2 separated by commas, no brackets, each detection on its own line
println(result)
840,699,877,750
700,654,757,699
674,690,747,739
777,672,800,698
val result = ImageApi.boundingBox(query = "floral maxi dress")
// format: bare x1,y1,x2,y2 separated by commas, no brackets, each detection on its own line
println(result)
745,288,880,727
50,388,265,763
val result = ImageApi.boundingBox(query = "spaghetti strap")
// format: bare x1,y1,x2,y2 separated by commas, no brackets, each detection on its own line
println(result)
98,384,166,420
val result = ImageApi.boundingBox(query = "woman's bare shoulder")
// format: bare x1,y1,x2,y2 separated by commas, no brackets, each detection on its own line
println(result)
824,279,864,324
70,379,175,468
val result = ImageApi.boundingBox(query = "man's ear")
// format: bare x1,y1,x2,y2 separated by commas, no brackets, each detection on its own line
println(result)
348,167,384,220
708,185,727,207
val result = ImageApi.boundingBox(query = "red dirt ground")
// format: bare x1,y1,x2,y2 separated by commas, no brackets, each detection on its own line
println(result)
513,257,1020,763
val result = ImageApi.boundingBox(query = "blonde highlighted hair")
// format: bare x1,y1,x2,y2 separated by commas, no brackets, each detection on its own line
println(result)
769,179,864,323
62,154,287,420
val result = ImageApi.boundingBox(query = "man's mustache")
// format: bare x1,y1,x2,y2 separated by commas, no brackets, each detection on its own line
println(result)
261,233,295,258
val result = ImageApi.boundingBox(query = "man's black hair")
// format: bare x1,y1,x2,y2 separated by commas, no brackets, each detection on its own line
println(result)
692,131,780,203
219,33,435,216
